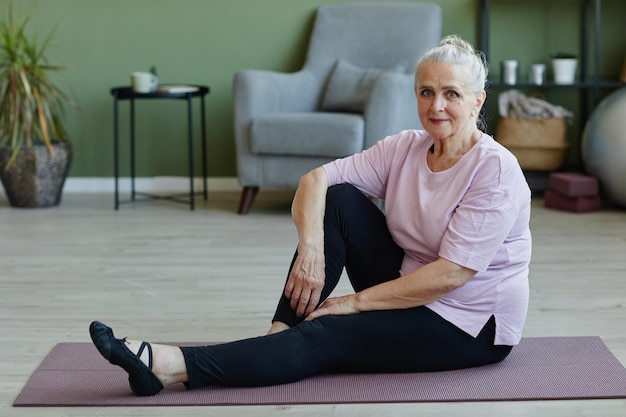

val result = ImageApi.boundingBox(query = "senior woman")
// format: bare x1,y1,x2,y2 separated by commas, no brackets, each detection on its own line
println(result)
90,34,531,396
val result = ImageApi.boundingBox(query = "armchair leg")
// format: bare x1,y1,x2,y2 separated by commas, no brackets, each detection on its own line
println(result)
238,186,259,214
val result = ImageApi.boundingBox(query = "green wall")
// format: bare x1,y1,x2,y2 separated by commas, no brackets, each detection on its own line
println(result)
2,0,624,178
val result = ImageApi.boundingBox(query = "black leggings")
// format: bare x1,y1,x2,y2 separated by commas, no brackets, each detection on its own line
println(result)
181,184,512,388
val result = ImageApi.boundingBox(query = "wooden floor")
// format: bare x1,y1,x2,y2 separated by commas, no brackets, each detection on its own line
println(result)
1,190,626,417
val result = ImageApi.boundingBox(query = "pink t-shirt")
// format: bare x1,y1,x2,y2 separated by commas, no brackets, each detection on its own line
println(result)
323,130,531,345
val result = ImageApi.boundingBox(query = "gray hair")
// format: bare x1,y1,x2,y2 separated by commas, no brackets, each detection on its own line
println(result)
415,35,489,129
416,34,489,93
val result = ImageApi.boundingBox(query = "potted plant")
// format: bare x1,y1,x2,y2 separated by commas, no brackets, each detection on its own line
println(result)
551,52,578,85
0,1,73,208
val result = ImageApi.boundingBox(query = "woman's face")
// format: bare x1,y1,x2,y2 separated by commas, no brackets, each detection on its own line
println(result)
414,62,485,141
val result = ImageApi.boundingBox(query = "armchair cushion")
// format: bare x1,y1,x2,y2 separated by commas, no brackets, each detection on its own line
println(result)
251,113,364,158
321,60,408,113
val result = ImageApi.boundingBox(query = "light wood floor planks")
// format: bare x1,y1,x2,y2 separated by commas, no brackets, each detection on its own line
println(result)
1,190,625,417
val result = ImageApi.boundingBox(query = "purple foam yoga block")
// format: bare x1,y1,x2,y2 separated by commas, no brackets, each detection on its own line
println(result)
544,189,601,213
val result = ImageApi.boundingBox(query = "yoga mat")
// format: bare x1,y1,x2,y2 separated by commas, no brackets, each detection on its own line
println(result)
14,336,626,407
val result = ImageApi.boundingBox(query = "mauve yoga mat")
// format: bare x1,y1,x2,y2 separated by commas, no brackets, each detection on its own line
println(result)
14,336,626,407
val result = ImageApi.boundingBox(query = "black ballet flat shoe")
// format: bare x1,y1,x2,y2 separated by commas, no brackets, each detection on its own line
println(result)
89,321,164,396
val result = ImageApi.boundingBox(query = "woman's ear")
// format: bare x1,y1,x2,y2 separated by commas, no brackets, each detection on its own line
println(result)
473,90,487,117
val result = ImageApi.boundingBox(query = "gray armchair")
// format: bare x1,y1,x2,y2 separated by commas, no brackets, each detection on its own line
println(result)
234,2,442,214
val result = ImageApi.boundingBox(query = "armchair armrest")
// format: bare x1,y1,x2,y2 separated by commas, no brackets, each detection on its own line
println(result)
363,71,421,149
233,69,320,155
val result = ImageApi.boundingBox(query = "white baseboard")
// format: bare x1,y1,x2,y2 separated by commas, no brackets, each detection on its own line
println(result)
1,176,241,194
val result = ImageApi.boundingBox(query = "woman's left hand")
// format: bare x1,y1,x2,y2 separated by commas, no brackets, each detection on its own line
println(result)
305,294,360,321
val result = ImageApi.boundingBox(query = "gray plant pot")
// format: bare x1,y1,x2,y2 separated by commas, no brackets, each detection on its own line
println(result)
0,143,72,208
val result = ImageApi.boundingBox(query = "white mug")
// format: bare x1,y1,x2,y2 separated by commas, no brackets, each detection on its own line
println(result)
130,72,158,93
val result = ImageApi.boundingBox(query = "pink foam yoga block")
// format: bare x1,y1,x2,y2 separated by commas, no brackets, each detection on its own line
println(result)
549,172,599,197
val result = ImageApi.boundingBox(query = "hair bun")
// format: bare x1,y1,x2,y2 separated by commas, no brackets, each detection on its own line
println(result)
439,34,475,54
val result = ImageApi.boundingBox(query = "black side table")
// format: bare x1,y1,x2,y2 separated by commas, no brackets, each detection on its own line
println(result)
111,85,210,210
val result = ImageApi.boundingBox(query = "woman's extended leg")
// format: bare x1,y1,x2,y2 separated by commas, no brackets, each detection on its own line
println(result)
181,308,512,388
93,289,512,391
272,184,405,327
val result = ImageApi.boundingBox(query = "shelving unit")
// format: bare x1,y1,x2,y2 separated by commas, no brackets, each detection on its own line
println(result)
479,0,625,137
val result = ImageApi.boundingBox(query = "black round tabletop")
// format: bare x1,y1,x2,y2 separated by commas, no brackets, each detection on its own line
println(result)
111,85,209,99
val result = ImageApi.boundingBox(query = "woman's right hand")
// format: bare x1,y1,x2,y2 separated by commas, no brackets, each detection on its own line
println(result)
285,243,325,317
288,167,329,317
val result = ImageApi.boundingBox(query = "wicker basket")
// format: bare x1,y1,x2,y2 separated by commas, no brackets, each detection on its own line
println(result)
495,117,568,171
